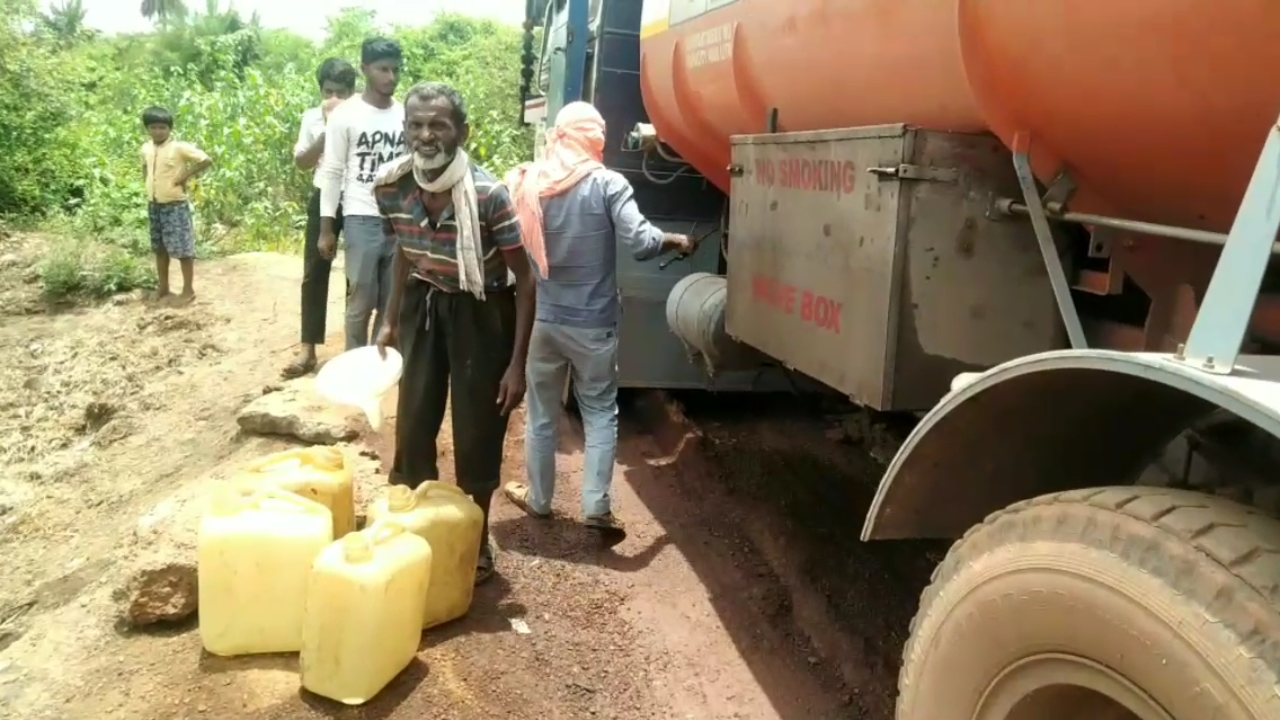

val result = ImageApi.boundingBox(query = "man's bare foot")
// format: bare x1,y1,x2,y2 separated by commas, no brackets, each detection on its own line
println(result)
174,292,196,307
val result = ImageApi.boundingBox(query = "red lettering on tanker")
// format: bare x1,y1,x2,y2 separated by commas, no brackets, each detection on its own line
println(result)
753,158,857,196
750,275,843,334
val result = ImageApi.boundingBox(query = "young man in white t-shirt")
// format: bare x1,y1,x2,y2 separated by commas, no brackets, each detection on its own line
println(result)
282,57,357,379
317,37,406,351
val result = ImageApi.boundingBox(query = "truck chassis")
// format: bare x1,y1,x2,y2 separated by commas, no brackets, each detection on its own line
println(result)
857,116,1280,720
521,1,1280,716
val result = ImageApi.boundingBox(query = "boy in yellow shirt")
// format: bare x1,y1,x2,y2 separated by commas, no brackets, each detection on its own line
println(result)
140,106,212,303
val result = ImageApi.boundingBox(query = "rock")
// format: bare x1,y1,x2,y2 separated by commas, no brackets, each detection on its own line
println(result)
116,492,206,628
236,378,361,444
114,556,198,627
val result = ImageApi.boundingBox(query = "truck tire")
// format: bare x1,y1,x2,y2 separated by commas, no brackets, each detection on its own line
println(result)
897,486,1280,720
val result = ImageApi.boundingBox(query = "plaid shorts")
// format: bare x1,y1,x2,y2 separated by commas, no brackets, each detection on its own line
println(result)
148,201,196,259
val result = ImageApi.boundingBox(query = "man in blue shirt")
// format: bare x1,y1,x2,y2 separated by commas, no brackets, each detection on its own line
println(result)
502,102,690,545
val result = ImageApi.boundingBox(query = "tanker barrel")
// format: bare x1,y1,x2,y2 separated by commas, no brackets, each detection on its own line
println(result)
665,273,762,376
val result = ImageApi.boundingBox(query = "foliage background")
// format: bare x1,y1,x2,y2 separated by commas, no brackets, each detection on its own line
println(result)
0,0,533,297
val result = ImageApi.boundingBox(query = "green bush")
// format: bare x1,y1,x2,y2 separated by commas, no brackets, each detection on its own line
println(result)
39,236,156,299
0,0,533,301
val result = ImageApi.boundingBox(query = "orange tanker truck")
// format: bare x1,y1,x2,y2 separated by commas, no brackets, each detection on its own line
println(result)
519,1,1280,717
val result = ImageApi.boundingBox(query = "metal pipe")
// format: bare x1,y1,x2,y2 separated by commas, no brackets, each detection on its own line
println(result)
999,200,1255,248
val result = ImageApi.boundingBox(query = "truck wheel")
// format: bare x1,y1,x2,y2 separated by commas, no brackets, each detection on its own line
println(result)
897,487,1280,720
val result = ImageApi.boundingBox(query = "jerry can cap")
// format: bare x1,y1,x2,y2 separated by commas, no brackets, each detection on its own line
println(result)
342,533,374,563
386,484,416,512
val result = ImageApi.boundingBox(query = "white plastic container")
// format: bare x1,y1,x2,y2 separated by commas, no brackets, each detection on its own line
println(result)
238,446,357,538
366,483,485,628
197,485,334,656
315,346,403,431
300,520,433,705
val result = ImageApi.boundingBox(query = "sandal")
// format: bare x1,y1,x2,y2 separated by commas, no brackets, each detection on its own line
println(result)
475,542,496,586
584,514,627,548
280,355,317,380
502,482,551,519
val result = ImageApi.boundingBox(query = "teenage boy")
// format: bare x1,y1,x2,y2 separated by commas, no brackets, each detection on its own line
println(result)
316,38,406,350
282,58,358,378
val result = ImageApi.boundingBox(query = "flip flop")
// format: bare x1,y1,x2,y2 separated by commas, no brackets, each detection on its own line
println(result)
502,482,551,519
280,357,317,380
475,542,496,586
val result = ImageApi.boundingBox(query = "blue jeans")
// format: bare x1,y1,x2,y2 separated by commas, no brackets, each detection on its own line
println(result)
524,320,619,518
342,215,395,351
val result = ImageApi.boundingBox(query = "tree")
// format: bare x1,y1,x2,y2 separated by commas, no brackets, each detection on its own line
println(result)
319,7,381,64
0,7,531,269
0,0,87,215
38,0,92,45
140,0,187,25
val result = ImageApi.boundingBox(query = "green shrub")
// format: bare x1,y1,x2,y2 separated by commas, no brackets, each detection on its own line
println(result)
39,237,156,299
0,1,533,302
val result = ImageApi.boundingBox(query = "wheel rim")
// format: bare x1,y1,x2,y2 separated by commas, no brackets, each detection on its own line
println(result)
973,653,1175,720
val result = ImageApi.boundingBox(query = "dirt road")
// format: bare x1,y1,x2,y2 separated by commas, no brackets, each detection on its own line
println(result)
0,240,942,719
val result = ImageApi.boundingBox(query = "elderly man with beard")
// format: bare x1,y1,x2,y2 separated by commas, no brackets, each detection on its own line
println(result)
373,81,534,586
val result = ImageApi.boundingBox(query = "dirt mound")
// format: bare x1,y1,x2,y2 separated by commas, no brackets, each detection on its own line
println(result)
0,246,343,716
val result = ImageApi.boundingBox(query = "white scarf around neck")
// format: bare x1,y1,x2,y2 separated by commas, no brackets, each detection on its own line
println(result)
376,149,487,299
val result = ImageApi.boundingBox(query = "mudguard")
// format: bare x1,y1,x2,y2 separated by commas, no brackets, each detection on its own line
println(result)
860,350,1280,540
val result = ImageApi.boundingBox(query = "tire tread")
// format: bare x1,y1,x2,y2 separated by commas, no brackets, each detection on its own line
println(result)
898,486,1280,718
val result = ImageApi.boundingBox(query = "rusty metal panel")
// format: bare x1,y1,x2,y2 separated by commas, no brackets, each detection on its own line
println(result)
725,125,909,408
887,131,1064,408
725,125,1063,411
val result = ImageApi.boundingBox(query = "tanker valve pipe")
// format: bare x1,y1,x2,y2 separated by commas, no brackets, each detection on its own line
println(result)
625,122,688,166
623,123,659,152
994,198,1279,252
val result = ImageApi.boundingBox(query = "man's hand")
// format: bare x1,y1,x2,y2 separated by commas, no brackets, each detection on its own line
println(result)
495,364,526,416
321,96,344,121
375,323,397,359
318,228,338,260
662,233,693,256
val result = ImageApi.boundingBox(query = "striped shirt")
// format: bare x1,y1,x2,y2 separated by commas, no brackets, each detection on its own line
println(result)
375,163,523,292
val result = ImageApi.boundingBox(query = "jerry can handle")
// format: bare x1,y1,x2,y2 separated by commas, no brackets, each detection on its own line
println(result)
251,486,332,513
369,520,407,545
245,446,346,472
210,483,329,516
419,481,469,499
244,447,309,471
342,520,407,563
